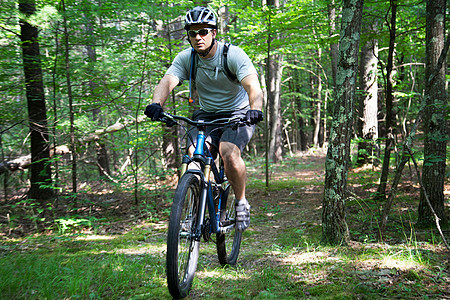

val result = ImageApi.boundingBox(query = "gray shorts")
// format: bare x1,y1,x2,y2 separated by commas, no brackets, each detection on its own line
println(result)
187,109,255,155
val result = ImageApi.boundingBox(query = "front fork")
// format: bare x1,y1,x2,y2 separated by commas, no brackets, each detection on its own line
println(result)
180,153,232,241
179,155,213,242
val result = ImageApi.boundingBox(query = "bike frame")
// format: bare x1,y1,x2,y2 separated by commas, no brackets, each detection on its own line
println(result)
180,129,234,240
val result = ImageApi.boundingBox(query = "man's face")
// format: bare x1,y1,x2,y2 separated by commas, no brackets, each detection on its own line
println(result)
188,24,216,54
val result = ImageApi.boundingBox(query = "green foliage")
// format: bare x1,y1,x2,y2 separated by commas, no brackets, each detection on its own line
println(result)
0,0,430,184
54,216,103,234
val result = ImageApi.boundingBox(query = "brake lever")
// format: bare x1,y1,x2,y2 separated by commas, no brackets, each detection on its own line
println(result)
159,115,177,127
229,119,250,130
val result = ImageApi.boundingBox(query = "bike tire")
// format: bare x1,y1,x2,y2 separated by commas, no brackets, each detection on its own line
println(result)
166,173,201,299
216,184,242,266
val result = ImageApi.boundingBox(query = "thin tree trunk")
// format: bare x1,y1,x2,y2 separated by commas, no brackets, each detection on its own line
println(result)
161,18,181,170
0,135,7,201
289,78,298,153
379,106,423,237
62,0,77,194
328,0,339,88
377,0,397,200
84,14,111,178
313,48,322,148
51,24,60,195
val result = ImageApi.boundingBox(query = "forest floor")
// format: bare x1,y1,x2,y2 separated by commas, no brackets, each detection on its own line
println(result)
0,150,449,299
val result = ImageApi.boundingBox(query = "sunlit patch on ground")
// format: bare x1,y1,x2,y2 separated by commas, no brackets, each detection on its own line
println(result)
74,234,115,241
114,244,166,256
280,251,343,265
379,256,424,270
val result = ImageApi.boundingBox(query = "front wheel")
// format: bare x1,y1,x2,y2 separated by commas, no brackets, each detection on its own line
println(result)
216,184,242,266
166,173,201,299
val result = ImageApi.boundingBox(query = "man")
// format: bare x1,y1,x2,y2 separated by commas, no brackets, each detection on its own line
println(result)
144,6,263,232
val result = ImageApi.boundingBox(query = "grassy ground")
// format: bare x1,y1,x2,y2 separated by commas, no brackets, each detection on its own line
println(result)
0,151,449,299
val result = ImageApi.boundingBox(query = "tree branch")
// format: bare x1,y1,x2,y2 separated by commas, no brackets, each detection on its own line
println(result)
0,25,20,37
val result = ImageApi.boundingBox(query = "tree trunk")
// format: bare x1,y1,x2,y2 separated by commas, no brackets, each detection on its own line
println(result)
61,0,77,194
162,17,183,170
294,85,308,151
377,0,397,199
267,56,283,163
84,12,111,178
266,1,283,163
0,135,8,201
357,12,379,166
418,0,447,226
322,0,364,245
313,47,322,148
328,0,339,88
19,0,53,202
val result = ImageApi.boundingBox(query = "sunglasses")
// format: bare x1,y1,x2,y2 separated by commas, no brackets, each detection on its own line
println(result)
187,28,213,38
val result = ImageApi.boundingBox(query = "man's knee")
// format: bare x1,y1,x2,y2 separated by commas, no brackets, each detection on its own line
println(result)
220,143,241,161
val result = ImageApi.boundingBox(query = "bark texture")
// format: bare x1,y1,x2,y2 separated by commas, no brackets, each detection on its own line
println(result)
418,0,447,226
322,0,364,245
357,11,379,166
19,0,53,201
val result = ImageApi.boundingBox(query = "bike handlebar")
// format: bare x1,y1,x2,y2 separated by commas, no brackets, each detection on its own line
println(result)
159,112,249,128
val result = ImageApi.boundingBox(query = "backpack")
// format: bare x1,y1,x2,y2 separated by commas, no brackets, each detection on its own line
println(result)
188,43,238,103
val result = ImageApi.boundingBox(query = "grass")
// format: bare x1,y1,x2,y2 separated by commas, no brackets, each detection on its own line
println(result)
0,153,449,299
0,226,168,299
1,214,447,299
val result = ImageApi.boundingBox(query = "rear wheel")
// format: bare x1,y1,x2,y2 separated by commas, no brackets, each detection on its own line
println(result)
166,173,201,299
216,184,242,266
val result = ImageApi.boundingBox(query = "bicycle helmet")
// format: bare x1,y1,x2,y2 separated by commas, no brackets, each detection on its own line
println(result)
184,6,217,30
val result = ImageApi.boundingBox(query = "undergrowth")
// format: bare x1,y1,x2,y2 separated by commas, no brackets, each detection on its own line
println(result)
0,153,448,299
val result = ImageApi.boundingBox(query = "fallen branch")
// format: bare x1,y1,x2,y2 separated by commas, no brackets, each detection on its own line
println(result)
81,116,146,143
0,116,148,175
0,145,71,174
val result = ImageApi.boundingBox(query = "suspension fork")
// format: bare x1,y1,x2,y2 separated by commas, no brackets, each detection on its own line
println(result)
194,163,211,240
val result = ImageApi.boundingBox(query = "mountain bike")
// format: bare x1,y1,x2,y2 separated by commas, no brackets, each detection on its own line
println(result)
157,112,247,299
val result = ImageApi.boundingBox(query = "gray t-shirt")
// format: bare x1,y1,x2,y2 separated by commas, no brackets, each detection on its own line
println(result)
166,42,258,113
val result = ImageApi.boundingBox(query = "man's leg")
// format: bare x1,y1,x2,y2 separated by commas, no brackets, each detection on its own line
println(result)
219,141,246,199
219,141,250,232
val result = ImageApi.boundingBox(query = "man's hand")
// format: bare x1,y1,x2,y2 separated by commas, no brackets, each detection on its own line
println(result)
144,103,163,121
245,110,263,125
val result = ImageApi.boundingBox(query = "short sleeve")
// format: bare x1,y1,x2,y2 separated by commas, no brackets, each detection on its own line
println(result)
227,46,258,82
166,48,191,83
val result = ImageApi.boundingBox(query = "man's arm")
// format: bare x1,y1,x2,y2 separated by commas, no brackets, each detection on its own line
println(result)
241,74,263,111
152,74,180,106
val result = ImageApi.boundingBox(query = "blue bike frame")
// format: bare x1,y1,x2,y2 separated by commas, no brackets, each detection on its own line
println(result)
180,129,233,238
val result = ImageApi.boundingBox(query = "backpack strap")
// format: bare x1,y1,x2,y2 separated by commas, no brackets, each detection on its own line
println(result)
188,48,198,103
188,43,239,103
223,43,239,83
